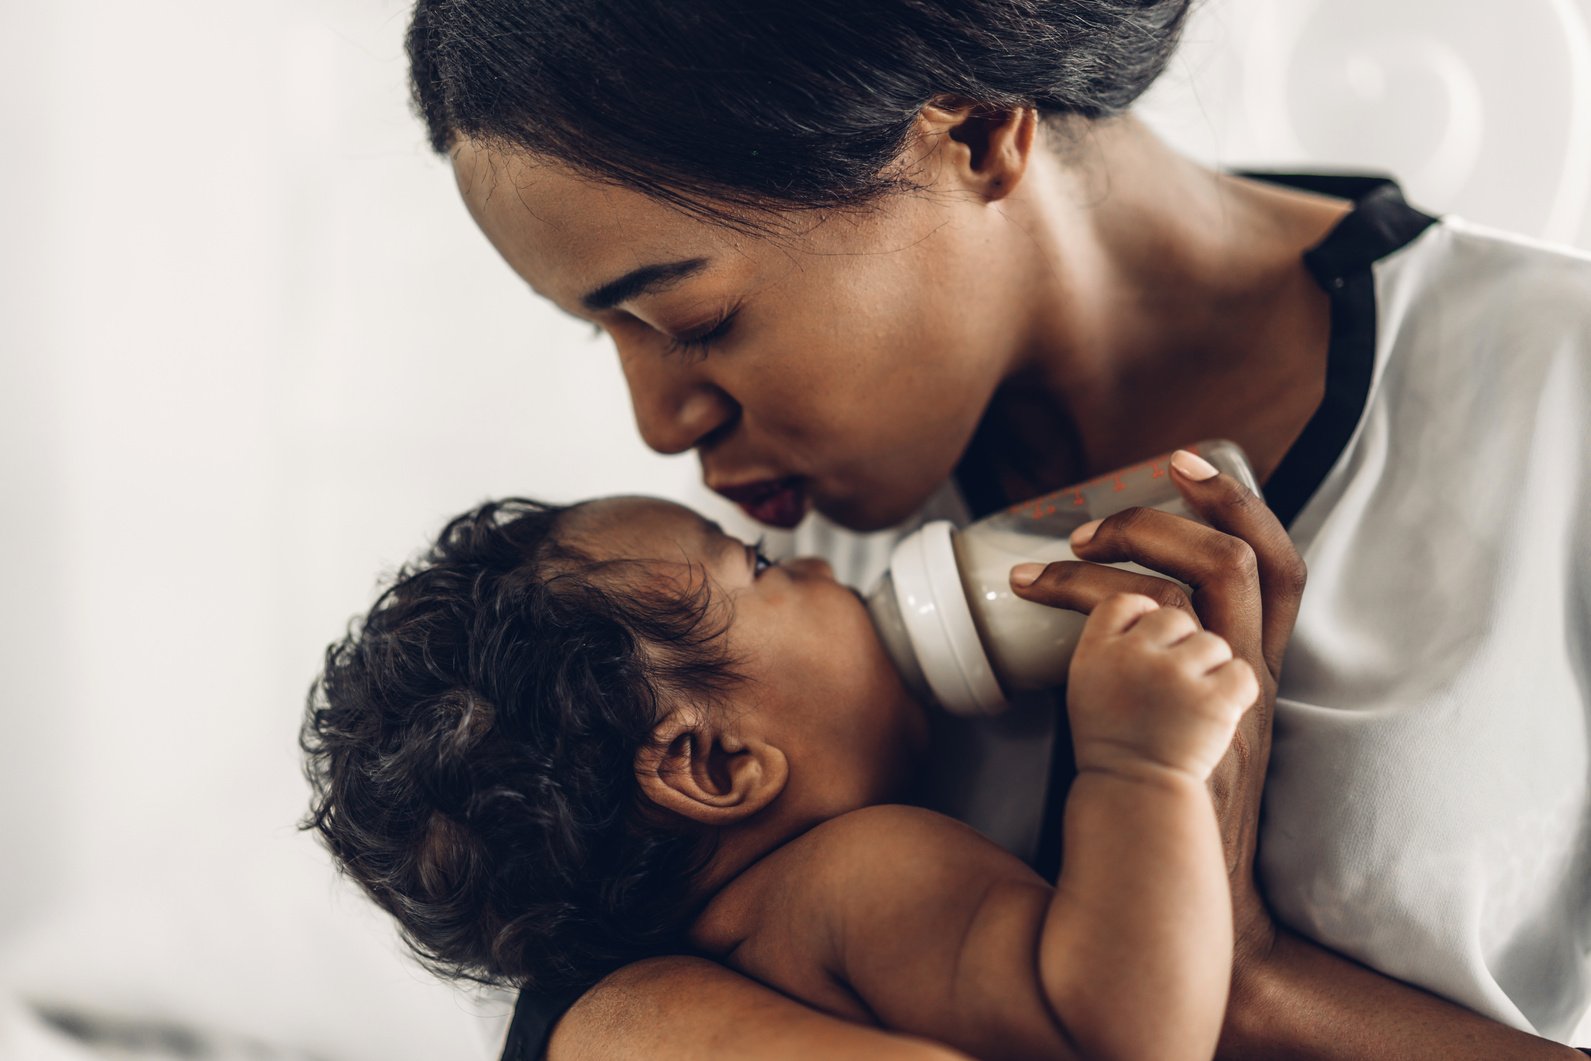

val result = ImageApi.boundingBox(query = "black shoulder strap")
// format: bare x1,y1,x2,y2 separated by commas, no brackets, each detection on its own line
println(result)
500,984,589,1061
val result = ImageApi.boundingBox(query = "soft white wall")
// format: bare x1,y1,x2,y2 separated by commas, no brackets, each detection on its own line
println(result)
1139,0,1591,247
0,2,715,1058
1,1,1586,1058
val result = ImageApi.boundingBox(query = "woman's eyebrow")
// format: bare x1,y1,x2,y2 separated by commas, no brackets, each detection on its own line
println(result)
581,258,710,312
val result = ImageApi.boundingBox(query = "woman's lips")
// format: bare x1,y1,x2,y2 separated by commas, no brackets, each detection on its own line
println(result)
713,477,808,529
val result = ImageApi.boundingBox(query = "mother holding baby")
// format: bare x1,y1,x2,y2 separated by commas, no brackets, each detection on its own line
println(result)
402,0,1591,1056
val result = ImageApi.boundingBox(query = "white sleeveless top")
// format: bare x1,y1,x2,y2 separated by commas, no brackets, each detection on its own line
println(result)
795,176,1591,1041
1262,211,1591,1040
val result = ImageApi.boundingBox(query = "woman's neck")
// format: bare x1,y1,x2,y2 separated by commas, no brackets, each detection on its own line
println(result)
991,116,1354,492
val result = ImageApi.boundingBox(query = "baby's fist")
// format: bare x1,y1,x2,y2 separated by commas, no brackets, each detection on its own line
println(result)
1067,593,1258,782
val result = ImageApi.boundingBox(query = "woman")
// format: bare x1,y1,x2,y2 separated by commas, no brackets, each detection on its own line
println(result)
403,0,1591,1056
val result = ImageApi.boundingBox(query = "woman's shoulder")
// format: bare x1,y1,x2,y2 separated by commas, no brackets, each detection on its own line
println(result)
1385,215,1591,327
1366,215,1591,396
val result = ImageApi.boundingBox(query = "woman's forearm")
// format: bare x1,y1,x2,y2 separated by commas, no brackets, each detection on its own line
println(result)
548,955,973,1061
1221,925,1583,1060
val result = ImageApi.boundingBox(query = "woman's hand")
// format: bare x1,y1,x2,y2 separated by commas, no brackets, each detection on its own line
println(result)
1009,448,1307,958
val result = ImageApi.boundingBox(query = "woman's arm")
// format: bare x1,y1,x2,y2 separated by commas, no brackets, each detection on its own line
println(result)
546,955,972,1061
1012,455,1584,1059
1221,927,1584,1060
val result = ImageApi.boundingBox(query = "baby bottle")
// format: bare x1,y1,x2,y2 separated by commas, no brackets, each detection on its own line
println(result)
865,440,1263,717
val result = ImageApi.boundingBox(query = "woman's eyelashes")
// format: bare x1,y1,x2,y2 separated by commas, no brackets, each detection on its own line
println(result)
661,308,739,361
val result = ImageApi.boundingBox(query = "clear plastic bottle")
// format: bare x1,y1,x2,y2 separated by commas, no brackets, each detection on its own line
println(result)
866,440,1263,717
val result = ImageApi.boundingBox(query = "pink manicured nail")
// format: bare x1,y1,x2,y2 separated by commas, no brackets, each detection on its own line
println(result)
1010,562,1044,587
1070,519,1102,547
1171,449,1218,481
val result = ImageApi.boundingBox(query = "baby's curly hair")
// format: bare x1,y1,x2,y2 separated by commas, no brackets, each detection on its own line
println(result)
300,498,740,991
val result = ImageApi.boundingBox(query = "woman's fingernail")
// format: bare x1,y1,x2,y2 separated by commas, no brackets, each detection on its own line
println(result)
1070,519,1101,547
1172,449,1219,481
1010,562,1044,587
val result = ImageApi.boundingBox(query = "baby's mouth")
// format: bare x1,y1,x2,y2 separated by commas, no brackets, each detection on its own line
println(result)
713,477,808,529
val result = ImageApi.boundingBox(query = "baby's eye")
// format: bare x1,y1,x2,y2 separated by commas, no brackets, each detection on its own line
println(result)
752,537,777,577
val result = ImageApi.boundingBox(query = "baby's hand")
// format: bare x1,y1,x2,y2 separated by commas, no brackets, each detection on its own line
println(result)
1067,593,1258,782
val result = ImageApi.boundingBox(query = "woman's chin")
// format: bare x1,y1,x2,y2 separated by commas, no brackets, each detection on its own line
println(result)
811,488,925,534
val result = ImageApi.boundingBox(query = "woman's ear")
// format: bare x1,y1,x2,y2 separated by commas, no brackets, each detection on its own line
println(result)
635,711,789,827
915,100,1037,203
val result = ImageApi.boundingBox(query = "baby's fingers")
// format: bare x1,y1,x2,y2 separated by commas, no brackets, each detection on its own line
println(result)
1078,592,1163,646
1177,629,1235,674
1209,656,1261,713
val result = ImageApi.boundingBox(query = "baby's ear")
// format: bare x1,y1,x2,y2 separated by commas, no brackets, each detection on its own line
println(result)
635,710,788,826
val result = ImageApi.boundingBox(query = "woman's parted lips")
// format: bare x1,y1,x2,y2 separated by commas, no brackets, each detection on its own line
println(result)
710,476,808,529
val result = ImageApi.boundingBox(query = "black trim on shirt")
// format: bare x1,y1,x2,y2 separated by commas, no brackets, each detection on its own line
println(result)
1242,172,1438,529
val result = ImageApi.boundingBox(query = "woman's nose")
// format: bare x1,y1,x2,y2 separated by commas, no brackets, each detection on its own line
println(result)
618,345,737,456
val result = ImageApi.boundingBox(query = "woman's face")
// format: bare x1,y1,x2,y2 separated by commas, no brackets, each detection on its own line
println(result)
452,138,1029,531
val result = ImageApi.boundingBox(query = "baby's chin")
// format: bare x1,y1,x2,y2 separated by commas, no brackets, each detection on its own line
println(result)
878,674,935,797
857,619,934,761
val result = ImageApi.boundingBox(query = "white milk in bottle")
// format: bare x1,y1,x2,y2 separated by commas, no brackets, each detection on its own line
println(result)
865,440,1263,716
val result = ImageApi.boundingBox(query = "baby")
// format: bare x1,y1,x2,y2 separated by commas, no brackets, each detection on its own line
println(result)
301,493,1256,1061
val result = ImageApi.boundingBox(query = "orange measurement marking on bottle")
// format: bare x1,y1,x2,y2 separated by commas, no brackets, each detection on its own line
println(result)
1013,498,1059,519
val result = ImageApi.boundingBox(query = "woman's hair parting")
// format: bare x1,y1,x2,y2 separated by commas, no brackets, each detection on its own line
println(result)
300,498,741,990
407,0,1193,224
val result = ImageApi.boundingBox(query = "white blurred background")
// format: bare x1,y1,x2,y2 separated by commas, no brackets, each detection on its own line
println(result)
2,0,1588,1057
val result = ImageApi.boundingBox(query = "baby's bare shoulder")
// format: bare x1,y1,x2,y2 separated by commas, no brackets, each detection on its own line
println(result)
795,804,1027,884
801,804,1049,939
724,806,1066,1051
723,806,1047,979
696,806,1005,1018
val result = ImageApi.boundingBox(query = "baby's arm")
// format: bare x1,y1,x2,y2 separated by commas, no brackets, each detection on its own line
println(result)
724,594,1254,1061
1046,590,1259,1058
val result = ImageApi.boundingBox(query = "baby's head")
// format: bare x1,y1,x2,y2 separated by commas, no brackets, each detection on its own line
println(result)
301,495,925,991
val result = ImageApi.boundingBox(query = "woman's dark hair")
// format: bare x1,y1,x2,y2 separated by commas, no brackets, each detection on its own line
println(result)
300,498,740,991
407,0,1192,224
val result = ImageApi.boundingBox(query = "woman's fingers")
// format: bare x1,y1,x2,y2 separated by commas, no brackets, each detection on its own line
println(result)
1018,451,1305,685
1011,559,1203,629
1162,450,1307,682
1006,447,1308,916
1043,503,1264,678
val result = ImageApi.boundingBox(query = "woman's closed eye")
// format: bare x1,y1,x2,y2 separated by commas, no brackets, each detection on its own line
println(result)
662,308,739,361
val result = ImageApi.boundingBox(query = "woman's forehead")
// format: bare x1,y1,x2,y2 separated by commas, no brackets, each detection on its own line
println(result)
449,138,903,308
451,139,737,290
